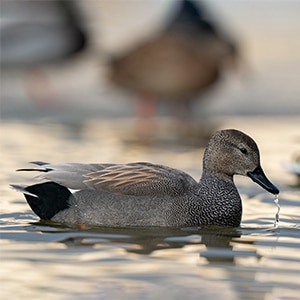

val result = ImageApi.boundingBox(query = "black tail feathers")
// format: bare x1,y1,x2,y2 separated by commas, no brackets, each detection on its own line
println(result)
14,182,71,220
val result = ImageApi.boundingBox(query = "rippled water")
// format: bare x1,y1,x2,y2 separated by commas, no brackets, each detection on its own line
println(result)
1,117,300,300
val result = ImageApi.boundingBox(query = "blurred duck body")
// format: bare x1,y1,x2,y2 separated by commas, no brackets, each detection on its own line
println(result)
109,0,238,119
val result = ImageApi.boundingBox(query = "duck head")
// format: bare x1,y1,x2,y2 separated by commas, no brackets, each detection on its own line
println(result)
203,129,279,195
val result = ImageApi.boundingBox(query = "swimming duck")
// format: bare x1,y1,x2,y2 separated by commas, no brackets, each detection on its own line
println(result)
109,0,238,121
12,129,278,227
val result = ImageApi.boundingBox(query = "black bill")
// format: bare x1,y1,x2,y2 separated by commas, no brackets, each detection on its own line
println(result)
247,165,279,195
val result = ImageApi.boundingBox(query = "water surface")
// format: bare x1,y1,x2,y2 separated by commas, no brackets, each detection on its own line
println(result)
1,117,300,300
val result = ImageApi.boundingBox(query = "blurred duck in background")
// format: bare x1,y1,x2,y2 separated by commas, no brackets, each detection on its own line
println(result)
1,0,88,110
1,0,87,66
109,0,239,130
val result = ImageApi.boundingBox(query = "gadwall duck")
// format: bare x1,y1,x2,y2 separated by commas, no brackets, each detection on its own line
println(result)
12,129,279,227
109,0,238,120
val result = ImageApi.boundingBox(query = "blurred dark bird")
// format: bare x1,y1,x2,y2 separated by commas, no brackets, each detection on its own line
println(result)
109,0,238,124
1,0,88,110
1,0,88,66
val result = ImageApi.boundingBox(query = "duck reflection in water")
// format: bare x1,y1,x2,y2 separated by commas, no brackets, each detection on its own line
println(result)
33,221,239,256
46,224,256,264
55,224,264,299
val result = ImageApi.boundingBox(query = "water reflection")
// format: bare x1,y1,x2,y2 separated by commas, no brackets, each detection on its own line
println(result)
9,221,278,299
18,220,262,265
33,221,264,269
54,225,241,257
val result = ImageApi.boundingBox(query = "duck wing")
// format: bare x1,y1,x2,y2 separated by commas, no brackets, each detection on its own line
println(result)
17,162,198,196
17,161,114,190
83,162,198,196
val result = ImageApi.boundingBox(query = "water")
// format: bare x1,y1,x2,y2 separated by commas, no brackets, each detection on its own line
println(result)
1,117,300,300
273,195,280,229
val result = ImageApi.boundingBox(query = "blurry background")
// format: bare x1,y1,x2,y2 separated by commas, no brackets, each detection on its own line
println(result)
1,0,300,121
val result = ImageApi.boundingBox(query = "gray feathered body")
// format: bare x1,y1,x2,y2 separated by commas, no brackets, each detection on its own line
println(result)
57,175,241,227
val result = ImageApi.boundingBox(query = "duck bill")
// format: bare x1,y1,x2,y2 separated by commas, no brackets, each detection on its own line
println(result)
247,166,279,195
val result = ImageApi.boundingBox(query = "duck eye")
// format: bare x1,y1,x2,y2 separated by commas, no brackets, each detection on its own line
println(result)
239,147,248,154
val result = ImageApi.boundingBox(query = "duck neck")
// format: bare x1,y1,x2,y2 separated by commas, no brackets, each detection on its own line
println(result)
196,172,242,227
201,169,233,182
